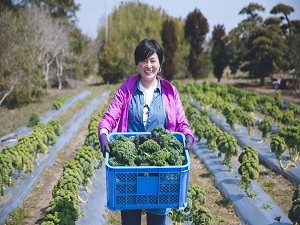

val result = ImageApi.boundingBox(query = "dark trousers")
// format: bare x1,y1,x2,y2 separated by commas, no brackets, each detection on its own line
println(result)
121,209,166,225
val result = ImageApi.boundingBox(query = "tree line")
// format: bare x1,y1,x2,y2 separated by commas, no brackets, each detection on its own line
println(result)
0,0,98,107
98,2,299,88
0,1,299,108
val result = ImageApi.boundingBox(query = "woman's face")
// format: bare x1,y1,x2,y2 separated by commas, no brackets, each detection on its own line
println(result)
137,52,160,83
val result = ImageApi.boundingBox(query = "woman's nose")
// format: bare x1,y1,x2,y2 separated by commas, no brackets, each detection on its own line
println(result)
145,61,152,67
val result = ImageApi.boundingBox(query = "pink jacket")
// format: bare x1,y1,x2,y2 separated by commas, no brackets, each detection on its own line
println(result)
98,74,194,145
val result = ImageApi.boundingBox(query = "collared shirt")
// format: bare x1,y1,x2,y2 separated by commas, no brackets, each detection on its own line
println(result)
128,77,166,132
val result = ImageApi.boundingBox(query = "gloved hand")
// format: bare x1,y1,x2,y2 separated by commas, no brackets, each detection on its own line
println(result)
185,135,193,153
99,133,110,157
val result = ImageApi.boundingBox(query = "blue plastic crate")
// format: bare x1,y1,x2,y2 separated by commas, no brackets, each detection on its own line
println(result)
105,132,190,211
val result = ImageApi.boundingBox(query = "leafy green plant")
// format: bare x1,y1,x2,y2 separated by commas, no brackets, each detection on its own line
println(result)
192,205,213,225
108,127,185,167
27,112,40,127
261,203,272,210
29,130,48,158
288,185,300,225
234,106,243,119
258,118,272,142
0,154,14,196
52,96,64,110
74,146,96,193
282,109,295,125
238,96,255,113
278,125,300,166
238,146,259,197
288,102,300,115
169,184,213,225
15,143,34,179
225,110,238,132
211,96,224,117
269,105,282,125
241,113,255,137
274,92,283,109
203,123,221,153
261,102,273,115
48,119,63,136
270,135,296,170
216,132,238,172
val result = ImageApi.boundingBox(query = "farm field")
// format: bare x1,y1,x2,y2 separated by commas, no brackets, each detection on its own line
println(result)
1,78,299,225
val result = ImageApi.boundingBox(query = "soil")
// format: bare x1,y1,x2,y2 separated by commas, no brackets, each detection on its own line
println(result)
221,77,300,105
4,78,300,225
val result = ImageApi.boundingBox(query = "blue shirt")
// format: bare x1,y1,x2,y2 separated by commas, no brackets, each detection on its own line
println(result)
127,77,169,215
128,77,166,132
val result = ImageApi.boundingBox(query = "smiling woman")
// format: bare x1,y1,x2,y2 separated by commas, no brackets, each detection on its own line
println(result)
98,38,194,225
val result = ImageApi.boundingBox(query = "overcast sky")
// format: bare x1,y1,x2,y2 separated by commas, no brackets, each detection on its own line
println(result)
75,0,300,39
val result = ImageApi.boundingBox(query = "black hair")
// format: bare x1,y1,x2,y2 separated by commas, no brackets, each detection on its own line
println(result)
134,38,163,65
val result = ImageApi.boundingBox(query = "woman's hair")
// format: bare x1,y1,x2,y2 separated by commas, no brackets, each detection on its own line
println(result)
134,38,163,65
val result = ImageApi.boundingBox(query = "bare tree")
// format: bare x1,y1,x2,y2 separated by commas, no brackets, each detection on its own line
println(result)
0,78,19,105
23,8,70,89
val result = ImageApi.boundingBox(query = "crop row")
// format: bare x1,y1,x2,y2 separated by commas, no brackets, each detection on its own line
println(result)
175,80,300,179
0,119,62,197
175,80,299,224
38,91,115,225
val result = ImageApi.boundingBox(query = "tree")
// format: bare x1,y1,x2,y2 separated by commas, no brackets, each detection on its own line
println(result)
23,0,79,25
161,19,178,81
289,21,300,91
98,43,127,84
97,2,178,79
184,8,209,79
225,3,265,76
23,8,70,89
239,3,265,23
211,25,228,82
243,24,289,85
270,4,294,38
0,10,45,107
270,4,300,91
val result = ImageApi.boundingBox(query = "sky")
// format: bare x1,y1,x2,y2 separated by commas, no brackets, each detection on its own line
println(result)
75,0,300,40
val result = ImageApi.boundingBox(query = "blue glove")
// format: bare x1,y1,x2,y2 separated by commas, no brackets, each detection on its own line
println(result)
99,133,110,157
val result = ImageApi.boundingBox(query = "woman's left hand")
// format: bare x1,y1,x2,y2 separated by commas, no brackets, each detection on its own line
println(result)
185,135,193,153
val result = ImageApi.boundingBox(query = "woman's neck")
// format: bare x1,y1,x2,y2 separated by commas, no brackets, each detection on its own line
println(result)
140,77,157,91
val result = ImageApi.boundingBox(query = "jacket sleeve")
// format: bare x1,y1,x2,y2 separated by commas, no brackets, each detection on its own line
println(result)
173,86,195,145
98,84,126,134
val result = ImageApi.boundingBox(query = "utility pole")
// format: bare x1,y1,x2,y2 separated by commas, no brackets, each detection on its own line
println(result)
105,0,108,44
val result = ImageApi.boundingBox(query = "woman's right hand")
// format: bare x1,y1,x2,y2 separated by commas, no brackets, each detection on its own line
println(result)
99,133,110,157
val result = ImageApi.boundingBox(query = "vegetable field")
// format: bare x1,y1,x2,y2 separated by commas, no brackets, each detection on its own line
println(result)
0,81,299,225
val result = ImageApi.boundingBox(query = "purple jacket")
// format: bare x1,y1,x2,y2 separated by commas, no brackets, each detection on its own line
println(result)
98,74,194,145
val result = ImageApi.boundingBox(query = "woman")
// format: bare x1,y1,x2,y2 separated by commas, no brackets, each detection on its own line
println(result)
98,38,194,225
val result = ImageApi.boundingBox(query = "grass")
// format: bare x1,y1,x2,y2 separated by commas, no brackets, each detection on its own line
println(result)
0,84,113,137
4,208,29,225
0,89,81,137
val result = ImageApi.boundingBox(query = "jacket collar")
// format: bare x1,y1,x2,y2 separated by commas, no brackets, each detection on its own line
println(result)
126,74,169,94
